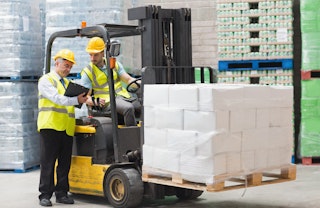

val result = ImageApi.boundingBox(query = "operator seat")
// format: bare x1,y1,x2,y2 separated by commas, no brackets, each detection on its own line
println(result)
74,116,114,164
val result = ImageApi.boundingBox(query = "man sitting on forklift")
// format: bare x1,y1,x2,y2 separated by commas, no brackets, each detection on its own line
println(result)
80,37,141,126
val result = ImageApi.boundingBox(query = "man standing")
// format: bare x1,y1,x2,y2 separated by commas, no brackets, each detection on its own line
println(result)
80,37,141,126
37,49,87,206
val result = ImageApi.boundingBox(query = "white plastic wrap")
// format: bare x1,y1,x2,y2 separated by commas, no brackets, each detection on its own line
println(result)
0,82,39,170
143,83,293,185
0,145,40,170
45,0,125,74
0,0,44,77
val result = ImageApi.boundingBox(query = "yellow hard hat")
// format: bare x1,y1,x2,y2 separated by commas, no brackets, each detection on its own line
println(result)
86,37,105,53
53,49,76,64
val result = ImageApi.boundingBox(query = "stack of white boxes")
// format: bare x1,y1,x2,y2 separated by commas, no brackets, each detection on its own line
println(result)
143,83,293,184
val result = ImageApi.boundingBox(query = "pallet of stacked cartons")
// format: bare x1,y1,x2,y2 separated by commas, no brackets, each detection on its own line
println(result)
299,0,320,165
0,0,44,77
45,0,126,75
0,82,40,171
142,83,295,191
0,0,44,172
217,0,293,85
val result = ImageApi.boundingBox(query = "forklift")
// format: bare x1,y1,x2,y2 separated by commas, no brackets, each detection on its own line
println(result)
45,5,215,208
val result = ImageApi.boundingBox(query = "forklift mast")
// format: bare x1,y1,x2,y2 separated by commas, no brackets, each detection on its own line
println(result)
129,5,192,67
129,5,196,85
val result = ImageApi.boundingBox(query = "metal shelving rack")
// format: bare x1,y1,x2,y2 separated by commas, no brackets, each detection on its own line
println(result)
217,0,294,85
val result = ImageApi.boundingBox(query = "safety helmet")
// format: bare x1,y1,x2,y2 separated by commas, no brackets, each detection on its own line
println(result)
53,49,76,64
86,37,105,53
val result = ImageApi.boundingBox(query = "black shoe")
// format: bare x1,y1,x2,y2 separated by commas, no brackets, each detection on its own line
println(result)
39,198,52,207
56,196,74,204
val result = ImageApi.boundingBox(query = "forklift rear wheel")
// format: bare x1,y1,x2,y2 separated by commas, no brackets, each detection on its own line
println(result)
105,168,144,208
176,187,203,200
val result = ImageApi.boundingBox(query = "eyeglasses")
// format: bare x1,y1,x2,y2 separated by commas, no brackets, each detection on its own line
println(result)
60,59,73,69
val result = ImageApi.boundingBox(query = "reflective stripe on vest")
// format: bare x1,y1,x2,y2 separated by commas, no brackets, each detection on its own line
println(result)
39,106,75,118
81,61,130,103
37,73,76,136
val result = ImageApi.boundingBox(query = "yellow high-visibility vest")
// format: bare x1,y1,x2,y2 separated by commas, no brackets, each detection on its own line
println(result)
37,73,76,136
81,61,130,103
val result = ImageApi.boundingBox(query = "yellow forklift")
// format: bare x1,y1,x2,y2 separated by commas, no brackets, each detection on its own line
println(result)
45,5,215,208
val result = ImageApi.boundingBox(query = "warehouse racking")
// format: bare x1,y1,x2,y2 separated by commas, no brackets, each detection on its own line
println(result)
295,0,320,164
217,0,293,85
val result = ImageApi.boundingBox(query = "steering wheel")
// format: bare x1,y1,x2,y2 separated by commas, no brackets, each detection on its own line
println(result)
126,77,141,93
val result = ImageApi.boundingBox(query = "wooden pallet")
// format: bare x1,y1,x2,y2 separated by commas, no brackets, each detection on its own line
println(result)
0,165,40,173
301,157,320,165
301,70,320,80
218,59,293,71
142,164,296,192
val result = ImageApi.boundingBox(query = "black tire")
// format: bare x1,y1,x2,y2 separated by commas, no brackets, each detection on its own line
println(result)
176,187,203,200
104,168,144,208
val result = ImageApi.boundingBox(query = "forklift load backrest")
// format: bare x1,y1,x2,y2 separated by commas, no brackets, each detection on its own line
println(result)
141,66,216,85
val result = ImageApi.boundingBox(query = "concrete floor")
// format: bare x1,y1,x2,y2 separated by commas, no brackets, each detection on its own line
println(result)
0,164,319,208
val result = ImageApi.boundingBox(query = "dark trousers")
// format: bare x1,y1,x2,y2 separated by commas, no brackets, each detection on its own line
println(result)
90,96,141,126
115,96,141,126
38,129,73,200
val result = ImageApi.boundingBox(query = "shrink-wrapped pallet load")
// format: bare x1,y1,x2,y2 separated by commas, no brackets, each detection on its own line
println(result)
0,82,39,171
45,0,125,74
143,83,293,185
0,0,44,171
0,0,44,77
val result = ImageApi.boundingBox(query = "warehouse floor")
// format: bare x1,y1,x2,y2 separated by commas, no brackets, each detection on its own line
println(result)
0,164,319,208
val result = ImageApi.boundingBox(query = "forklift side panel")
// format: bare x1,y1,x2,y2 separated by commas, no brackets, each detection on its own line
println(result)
74,117,114,164
117,127,141,163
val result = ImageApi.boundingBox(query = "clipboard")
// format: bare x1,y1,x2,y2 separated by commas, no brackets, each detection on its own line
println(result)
64,82,89,108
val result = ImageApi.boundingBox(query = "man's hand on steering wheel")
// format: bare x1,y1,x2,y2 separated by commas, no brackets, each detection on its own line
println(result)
126,77,141,93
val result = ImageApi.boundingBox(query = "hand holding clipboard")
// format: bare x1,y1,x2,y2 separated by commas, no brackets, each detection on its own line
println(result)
64,82,89,108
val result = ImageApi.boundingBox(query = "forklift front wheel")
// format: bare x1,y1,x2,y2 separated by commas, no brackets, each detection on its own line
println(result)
104,168,144,208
